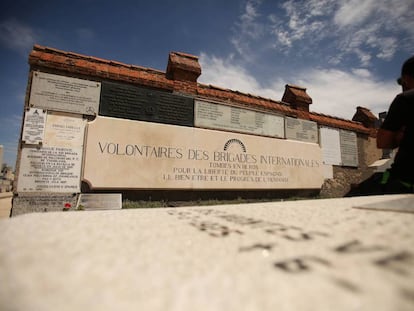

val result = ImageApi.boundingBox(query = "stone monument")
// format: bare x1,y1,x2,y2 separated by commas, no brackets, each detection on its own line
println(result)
11,45,379,215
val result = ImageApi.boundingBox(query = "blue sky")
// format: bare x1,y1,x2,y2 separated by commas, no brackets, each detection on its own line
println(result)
1,0,413,168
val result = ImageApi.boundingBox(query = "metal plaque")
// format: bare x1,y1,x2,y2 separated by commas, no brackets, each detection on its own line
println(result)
99,81,194,126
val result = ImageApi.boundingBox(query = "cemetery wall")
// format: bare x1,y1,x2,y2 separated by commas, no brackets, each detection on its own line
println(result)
11,45,380,215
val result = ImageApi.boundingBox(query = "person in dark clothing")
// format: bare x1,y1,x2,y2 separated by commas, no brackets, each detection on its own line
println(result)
346,55,414,196
377,55,414,193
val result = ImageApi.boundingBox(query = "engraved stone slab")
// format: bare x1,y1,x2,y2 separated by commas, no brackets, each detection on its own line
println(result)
17,146,82,192
11,193,78,216
77,194,122,210
195,100,285,138
22,108,46,144
340,130,358,167
29,71,101,115
1,195,413,311
43,112,86,147
285,117,318,143
320,127,341,166
100,81,194,126
83,117,323,190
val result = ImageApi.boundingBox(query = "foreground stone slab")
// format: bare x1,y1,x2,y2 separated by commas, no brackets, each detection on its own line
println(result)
0,195,413,311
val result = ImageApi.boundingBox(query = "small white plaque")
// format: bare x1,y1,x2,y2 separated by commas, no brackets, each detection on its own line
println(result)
22,108,46,144
195,100,285,138
77,193,122,210
30,71,101,115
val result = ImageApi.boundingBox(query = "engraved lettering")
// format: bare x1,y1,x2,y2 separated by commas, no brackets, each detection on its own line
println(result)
274,256,331,273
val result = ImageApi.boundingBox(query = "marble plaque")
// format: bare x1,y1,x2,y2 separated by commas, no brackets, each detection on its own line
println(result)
195,100,285,138
285,117,318,143
43,112,86,148
320,127,341,166
340,130,358,167
77,193,122,210
100,81,194,126
29,71,101,115
17,146,82,192
22,108,46,144
83,117,324,190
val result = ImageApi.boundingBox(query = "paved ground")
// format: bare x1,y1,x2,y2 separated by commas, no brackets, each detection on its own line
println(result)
0,194,413,311
0,192,12,218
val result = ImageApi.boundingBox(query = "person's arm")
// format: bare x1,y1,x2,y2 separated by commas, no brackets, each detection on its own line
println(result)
377,93,408,149
376,127,404,149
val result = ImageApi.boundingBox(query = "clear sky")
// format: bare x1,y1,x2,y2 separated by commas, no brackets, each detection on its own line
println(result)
1,0,413,168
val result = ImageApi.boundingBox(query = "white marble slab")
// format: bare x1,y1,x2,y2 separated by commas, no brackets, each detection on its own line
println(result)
1,195,413,311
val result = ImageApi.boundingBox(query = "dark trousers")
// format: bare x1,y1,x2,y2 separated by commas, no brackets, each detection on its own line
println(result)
345,172,413,197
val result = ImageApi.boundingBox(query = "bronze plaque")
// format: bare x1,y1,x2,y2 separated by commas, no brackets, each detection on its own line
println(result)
99,81,194,126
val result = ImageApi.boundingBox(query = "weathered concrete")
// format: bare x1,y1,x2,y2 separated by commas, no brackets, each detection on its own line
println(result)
0,192,12,218
0,195,413,311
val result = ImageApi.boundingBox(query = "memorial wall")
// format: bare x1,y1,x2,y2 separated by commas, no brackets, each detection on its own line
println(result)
16,71,361,195
12,46,374,214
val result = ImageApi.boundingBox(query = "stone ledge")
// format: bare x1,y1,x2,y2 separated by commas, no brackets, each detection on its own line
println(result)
1,194,413,310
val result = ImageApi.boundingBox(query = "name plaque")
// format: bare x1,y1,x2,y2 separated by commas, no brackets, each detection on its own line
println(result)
29,72,101,115
83,117,324,190
22,108,46,144
340,130,358,167
43,112,86,148
320,127,341,166
100,81,194,126
195,100,285,138
285,117,318,143
17,146,82,192
77,194,122,210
